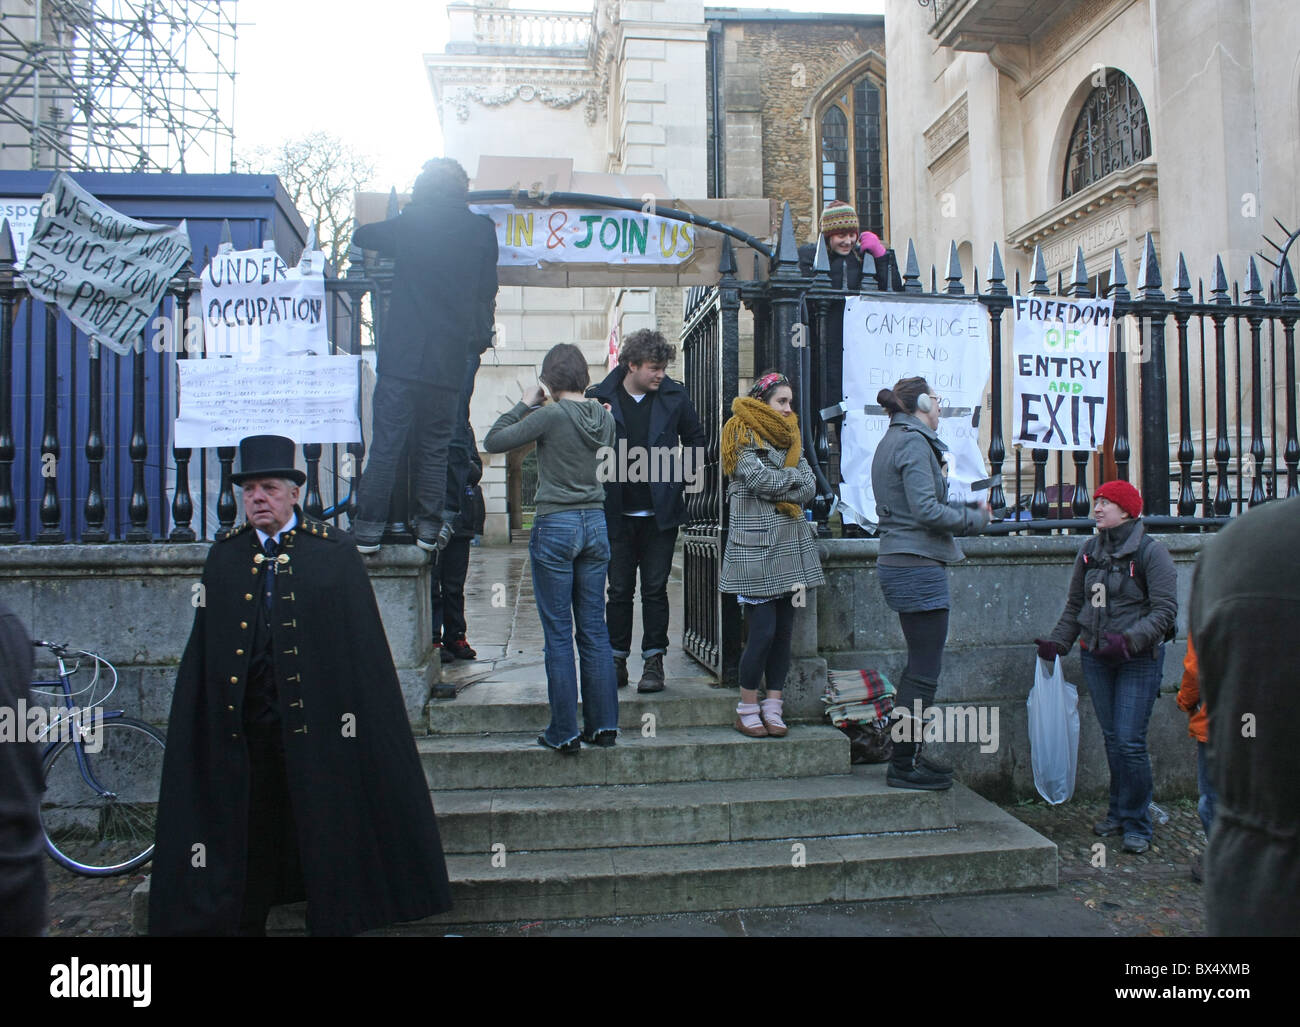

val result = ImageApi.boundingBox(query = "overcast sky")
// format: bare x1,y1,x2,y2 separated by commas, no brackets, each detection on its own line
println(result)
234,0,886,191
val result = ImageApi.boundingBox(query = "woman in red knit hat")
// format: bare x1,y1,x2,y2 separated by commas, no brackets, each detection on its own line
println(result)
1037,479,1178,854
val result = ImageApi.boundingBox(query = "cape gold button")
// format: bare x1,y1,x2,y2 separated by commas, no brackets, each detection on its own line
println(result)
244,593,253,601
230,676,238,684
240,621,248,629
236,648,245,656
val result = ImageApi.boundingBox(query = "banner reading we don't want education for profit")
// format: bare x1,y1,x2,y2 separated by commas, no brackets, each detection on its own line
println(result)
22,173,192,355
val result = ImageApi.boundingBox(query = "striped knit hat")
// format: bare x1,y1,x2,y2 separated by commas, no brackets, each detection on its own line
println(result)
820,200,859,237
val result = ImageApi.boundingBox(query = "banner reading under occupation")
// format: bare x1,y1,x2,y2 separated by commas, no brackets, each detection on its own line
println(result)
839,298,992,524
200,246,328,359
469,204,695,266
1011,295,1114,451
175,355,361,448
22,173,192,355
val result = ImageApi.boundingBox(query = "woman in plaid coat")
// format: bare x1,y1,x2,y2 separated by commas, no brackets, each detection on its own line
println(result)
719,371,825,737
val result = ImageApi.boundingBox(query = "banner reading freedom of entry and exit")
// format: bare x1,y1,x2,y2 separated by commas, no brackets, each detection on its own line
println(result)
1011,295,1114,451
469,204,696,266
200,246,329,358
840,298,992,524
22,173,192,355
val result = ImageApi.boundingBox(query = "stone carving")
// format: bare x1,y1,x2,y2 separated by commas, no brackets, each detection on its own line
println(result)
1038,0,1121,59
1041,211,1127,269
925,93,968,166
447,79,598,124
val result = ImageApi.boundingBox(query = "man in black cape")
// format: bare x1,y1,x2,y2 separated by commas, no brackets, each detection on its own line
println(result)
150,435,451,936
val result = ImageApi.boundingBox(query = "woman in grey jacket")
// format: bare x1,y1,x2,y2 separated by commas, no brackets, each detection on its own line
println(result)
719,372,825,737
1038,478,1177,854
871,377,990,789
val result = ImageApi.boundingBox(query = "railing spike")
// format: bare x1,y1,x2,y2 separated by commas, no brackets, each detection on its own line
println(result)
1029,245,1048,295
1281,258,1298,304
1244,255,1265,304
1211,254,1230,302
812,232,830,276
1067,245,1089,297
986,242,1007,297
386,187,400,217
718,235,736,277
1137,231,1163,299
0,219,14,265
944,240,964,294
218,218,233,253
1174,253,1193,303
902,239,922,293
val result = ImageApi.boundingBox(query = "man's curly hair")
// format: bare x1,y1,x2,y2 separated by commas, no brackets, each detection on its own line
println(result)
620,328,676,368
412,158,469,203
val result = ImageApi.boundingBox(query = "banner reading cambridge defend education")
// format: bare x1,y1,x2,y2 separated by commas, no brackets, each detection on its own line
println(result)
840,298,992,524
1011,295,1114,451
469,204,695,266
22,173,192,355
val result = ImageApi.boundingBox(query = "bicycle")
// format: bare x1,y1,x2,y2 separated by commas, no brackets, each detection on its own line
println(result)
29,640,167,877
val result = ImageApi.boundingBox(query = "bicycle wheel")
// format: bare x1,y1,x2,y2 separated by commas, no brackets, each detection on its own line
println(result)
40,717,167,876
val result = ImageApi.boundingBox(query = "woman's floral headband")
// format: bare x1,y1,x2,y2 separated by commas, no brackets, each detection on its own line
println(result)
748,372,790,398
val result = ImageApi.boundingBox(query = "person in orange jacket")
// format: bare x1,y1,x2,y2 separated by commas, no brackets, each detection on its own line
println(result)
1175,633,1214,882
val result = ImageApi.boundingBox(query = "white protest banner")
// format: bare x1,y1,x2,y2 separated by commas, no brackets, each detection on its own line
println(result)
0,197,44,265
200,247,329,359
22,173,192,355
1011,295,1114,450
174,355,361,448
839,298,992,524
469,204,696,266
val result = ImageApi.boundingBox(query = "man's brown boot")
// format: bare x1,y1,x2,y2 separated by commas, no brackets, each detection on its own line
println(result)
637,653,665,693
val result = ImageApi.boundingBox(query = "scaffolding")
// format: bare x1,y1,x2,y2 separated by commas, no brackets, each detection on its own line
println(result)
0,0,238,173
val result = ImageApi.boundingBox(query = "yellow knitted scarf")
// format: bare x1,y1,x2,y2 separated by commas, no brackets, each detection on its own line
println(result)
721,397,803,519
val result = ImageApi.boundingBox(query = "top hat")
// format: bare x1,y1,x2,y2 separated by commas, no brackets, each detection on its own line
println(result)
230,435,306,486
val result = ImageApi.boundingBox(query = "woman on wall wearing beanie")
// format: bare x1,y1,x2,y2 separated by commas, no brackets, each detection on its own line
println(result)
1038,479,1177,853
719,371,825,738
871,377,991,789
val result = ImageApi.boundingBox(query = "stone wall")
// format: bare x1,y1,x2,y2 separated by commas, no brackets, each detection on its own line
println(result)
815,533,1204,801
2,545,438,731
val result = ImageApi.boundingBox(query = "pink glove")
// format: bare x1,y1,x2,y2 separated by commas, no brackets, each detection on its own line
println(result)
859,231,887,259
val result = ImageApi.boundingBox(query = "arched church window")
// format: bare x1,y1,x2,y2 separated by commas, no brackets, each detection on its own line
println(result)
1062,69,1151,198
818,77,886,238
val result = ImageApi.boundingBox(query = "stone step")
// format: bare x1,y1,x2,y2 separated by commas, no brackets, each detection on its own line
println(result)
432,765,954,853
417,724,851,791
131,784,1055,932
427,676,733,735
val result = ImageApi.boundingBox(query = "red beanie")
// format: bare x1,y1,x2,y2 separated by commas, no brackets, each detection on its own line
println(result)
1095,479,1143,519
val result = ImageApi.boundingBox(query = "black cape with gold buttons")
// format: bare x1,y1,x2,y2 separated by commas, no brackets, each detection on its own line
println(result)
148,510,452,936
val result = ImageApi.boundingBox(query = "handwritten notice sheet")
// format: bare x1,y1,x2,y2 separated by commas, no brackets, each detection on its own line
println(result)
22,173,192,355
1011,295,1114,451
200,247,329,358
175,355,361,448
839,298,992,524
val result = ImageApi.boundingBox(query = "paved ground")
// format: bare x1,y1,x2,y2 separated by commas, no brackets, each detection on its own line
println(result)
42,541,1208,937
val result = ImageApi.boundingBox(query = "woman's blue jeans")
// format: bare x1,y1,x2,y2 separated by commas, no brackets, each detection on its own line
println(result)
1082,646,1165,840
529,509,619,746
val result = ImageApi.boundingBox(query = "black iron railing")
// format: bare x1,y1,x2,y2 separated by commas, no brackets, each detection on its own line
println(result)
0,221,392,544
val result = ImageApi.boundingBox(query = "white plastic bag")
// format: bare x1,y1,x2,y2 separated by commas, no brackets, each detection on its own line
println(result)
1026,655,1080,805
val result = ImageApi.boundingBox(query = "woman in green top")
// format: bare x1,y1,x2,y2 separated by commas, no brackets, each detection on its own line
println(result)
484,344,619,753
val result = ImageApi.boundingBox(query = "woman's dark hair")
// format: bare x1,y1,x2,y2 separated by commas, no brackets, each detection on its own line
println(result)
750,368,792,401
540,343,590,394
411,158,469,203
877,376,931,415
620,328,676,368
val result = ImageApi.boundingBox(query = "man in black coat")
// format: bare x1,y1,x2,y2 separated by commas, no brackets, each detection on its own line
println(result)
150,435,452,936
350,157,498,554
589,330,706,692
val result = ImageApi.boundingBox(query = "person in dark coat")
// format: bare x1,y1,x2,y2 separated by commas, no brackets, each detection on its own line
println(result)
0,599,45,936
149,435,452,936
588,329,707,692
1188,494,1300,936
350,157,498,554
432,425,486,661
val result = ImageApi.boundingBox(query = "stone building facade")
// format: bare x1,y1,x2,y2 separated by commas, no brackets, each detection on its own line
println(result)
425,1,891,539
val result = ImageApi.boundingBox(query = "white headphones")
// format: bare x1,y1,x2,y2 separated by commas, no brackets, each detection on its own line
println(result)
915,392,934,413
